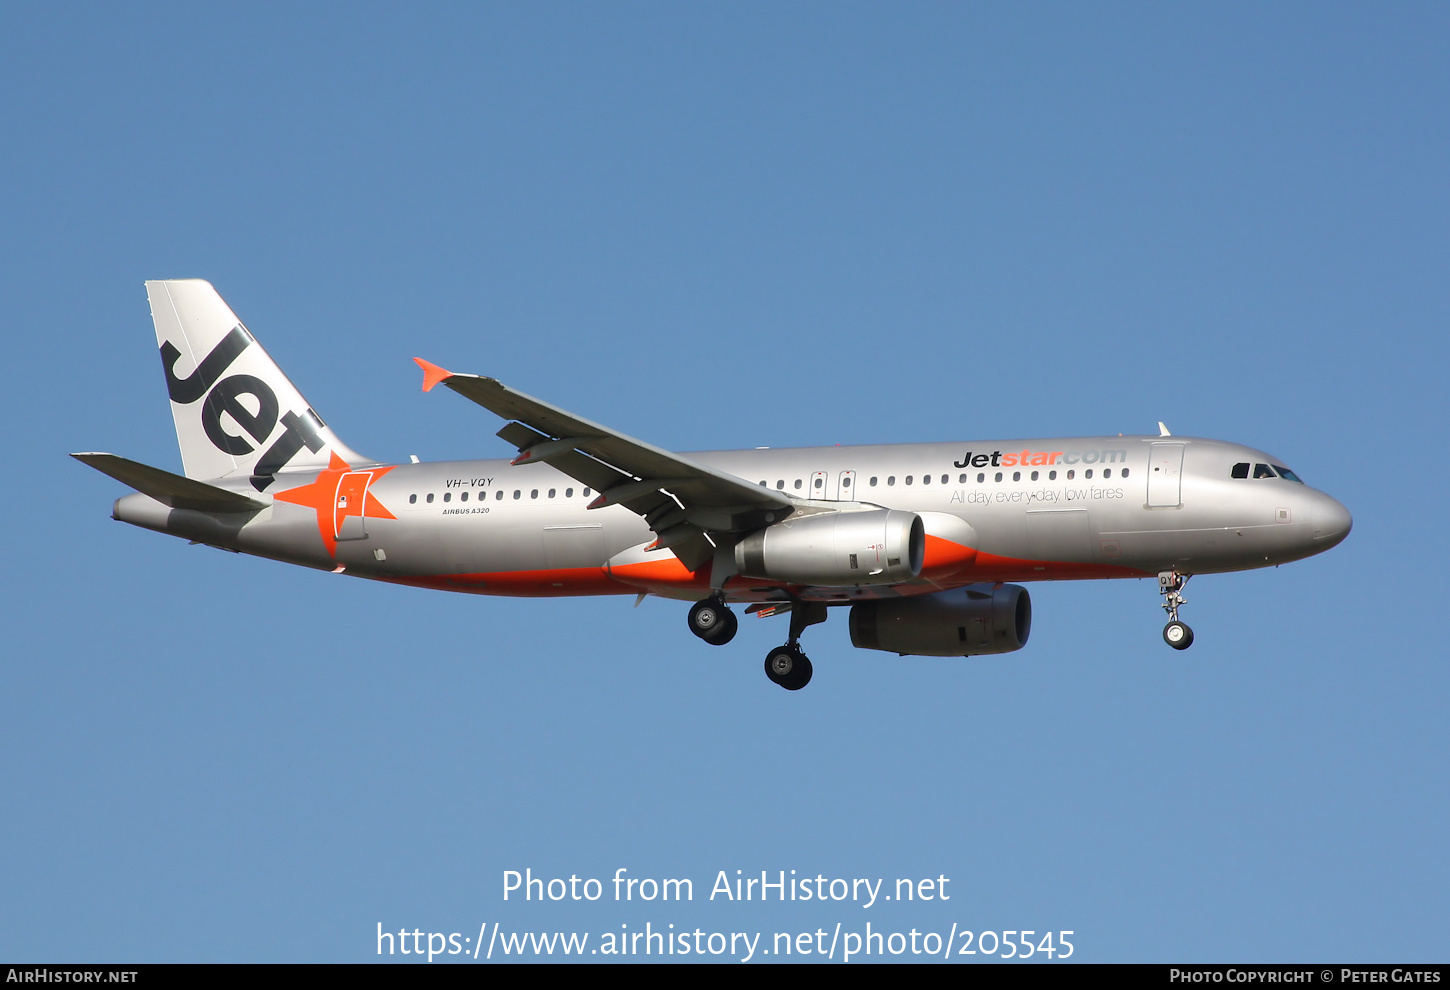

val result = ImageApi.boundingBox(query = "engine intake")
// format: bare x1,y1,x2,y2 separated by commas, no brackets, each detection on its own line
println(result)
734,508,924,587
849,584,1032,656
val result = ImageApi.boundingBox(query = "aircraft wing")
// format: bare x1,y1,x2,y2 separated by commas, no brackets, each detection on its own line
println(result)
415,359,794,571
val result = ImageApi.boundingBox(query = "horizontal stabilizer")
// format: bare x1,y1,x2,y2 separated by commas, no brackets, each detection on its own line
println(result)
71,453,266,512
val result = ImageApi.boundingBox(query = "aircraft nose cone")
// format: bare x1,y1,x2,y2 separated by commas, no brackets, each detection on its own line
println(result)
1313,493,1353,547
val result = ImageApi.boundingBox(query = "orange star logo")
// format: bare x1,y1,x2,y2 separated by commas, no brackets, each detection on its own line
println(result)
273,452,395,556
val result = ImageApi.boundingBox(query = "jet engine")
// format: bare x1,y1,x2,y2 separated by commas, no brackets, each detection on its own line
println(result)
734,508,924,587
849,584,1032,656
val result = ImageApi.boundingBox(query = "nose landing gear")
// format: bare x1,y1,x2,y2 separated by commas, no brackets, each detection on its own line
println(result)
1159,571,1194,650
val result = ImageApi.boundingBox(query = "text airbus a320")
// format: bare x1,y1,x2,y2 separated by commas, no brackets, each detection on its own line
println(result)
75,280,1352,690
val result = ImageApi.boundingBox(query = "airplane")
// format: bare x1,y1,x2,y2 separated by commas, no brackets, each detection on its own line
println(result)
74,280,1353,690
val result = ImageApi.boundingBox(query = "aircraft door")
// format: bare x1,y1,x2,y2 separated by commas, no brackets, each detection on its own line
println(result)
810,471,832,500
1147,443,1185,508
838,470,857,502
335,471,374,540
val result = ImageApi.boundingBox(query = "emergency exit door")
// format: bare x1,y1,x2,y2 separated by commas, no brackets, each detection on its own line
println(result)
1147,443,1184,507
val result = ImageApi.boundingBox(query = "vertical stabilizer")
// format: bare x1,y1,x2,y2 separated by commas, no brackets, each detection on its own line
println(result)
146,279,372,490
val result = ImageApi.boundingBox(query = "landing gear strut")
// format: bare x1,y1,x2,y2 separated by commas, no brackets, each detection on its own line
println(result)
763,601,826,690
1159,571,1194,650
687,597,737,645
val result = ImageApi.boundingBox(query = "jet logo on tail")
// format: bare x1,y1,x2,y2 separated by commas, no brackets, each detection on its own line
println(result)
160,323,327,490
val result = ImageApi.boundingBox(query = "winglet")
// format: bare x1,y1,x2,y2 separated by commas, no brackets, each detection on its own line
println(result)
413,357,454,393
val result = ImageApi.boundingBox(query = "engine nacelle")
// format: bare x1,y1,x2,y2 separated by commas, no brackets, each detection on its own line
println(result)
734,508,924,587
849,584,1032,656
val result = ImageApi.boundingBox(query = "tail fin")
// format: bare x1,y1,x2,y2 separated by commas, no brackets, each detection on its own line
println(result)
146,279,372,491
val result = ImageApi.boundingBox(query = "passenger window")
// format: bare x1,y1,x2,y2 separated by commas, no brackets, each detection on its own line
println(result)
776,480,785,489
1085,469,1093,479
1122,468,1129,478
958,474,966,483
1066,470,1075,480
977,473,985,483
548,489,556,498
1231,463,1250,479
794,479,803,490
443,492,451,502
565,488,573,497
842,476,852,488
1031,471,1039,481
905,476,913,485
869,477,878,486
1254,463,1276,479
426,493,434,503
1048,470,1057,480
409,494,417,504
921,474,929,485
513,490,521,499
887,476,895,486
814,477,823,490
941,474,948,484
1012,471,1020,481
496,490,503,500
460,491,468,502
994,472,1003,482
583,488,591,497
531,489,539,499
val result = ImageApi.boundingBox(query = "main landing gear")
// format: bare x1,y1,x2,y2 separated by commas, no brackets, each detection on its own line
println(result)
1159,571,1194,650
765,645,812,692
763,601,826,691
687,597,828,690
687,596,738,646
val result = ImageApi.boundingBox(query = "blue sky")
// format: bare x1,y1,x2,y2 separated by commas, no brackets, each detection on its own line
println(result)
2,3,1446,962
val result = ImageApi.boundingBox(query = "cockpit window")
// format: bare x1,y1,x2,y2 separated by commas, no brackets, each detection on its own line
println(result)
1253,463,1277,479
1273,465,1303,483
1231,462,1250,479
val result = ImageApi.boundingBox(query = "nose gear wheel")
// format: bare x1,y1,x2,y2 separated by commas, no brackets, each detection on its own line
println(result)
1163,620,1194,650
